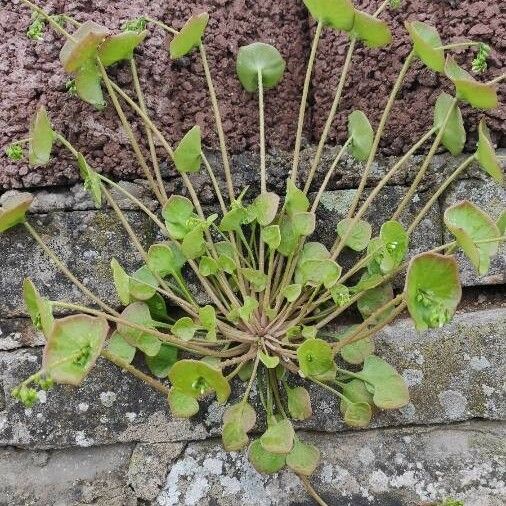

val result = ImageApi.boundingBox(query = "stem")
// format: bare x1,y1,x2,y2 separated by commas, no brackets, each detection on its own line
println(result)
145,17,178,35
304,38,356,194
258,69,267,194
241,352,260,404
130,58,168,202
202,152,227,215
436,41,481,51
24,222,119,316
291,20,323,183
101,349,170,395
199,44,235,202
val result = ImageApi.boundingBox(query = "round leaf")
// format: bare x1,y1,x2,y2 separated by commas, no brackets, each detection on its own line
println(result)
145,343,178,378
292,212,316,236
259,352,280,369
405,21,444,72
286,386,312,420
252,192,280,226
405,252,461,331
303,0,355,31
223,420,249,452
352,10,392,48
248,439,286,474
168,388,199,418
344,401,372,428
182,227,205,260
162,195,195,240
340,333,375,365
285,180,309,216
29,106,54,167
433,92,466,156
337,218,372,251
0,192,33,233
260,419,294,454
286,439,321,476
444,201,500,276
241,268,268,292
173,126,202,173
261,224,282,250
297,338,336,381
223,402,257,432
106,332,136,364
379,220,409,269
129,266,158,301
169,13,209,59
43,314,108,385
476,119,503,184
357,283,394,322
98,30,148,66
282,283,302,302
172,317,199,341
236,42,286,92
339,379,374,417
148,243,185,278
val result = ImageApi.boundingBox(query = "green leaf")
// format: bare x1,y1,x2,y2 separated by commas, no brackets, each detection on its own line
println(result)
302,325,317,339
303,0,355,31
217,254,236,274
405,21,445,72
168,388,199,418
357,283,394,322
23,278,41,329
252,192,280,226
337,218,372,251
222,420,249,451
379,220,409,269
330,284,351,306
351,272,384,293
162,195,194,240
145,293,169,322
145,343,178,377
168,359,231,403
433,93,466,156
28,106,54,167
172,317,199,341
339,379,374,418
286,438,321,476
59,21,109,73
292,212,316,236
286,180,309,216
77,153,102,207
241,268,268,291
297,259,342,289
169,13,209,59
445,56,498,110
348,110,374,161
182,227,205,260
98,30,148,66
106,332,136,364
236,42,286,92
117,302,161,356
277,215,298,256
444,201,500,275
476,119,504,184
199,305,217,341
198,256,219,277
259,352,279,369
223,402,257,432
147,243,185,278
297,338,336,381
74,59,105,108
43,314,108,385
286,386,312,420
0,193,33,233
228,296,259,323
358,355,409,409
261,224,281,250
352,10,392,48
405,252,461,331
337,325,375,365
220,206,248,232
111,258,130,305
497,211,506,235
248,439,286,474
129,266,158,301
173,126,202,173
38,297,55,337
260,418,294,454
282,284,302,302
343,401,372,428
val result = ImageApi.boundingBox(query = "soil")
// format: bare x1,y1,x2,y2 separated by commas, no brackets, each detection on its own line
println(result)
0,0,504,189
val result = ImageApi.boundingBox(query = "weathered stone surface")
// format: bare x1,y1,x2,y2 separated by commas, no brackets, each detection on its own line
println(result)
1,309,503,450
157,421,506,506
442,177,506,287
0,318,44,351
0,443,135,506
0,208,158,318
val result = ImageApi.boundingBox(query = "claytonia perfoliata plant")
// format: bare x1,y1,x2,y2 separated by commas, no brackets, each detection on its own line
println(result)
3,0,505,503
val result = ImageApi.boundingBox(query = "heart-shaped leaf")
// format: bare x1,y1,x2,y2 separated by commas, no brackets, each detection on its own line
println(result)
303,0,355,31
352,10,392,48
75,59,105,108
129,266,159,301
168,387,200,417
111,258,131,305
173,126,202,173
106,331,136,364
433,92,466,156
117,302,161,356
43,314,108,385
98,30,148,66
260,418,294,454
199,305,217,341
297,338,336,381
169,13,209,59
261,224,282,250
220,206,248,232
252,192,280,226
0,193,33,233
259,352,280,369
476,119,503,184
337,218,372,251
286,438,321,476
172,317,200,341
248,439,286,474
445,56,498,110
223,402,257,432
292,212,316,236
60,21,109,73
145,342,178,377
198,256,218,277
236,42,286,92
348,110,374,161
444,201,500,275
77,153,102,206
241,268,268,292
29,106,54,167
405,252,461,331
148,243,186,278
405,21,444,72
162,195,195,240
168,359,231,403
282,283,302,302
286,385,312,420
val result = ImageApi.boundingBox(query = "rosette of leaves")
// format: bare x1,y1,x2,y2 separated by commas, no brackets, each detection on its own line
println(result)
6,1,505,503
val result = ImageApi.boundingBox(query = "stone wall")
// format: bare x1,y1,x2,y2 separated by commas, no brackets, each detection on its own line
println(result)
0,149,505,505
